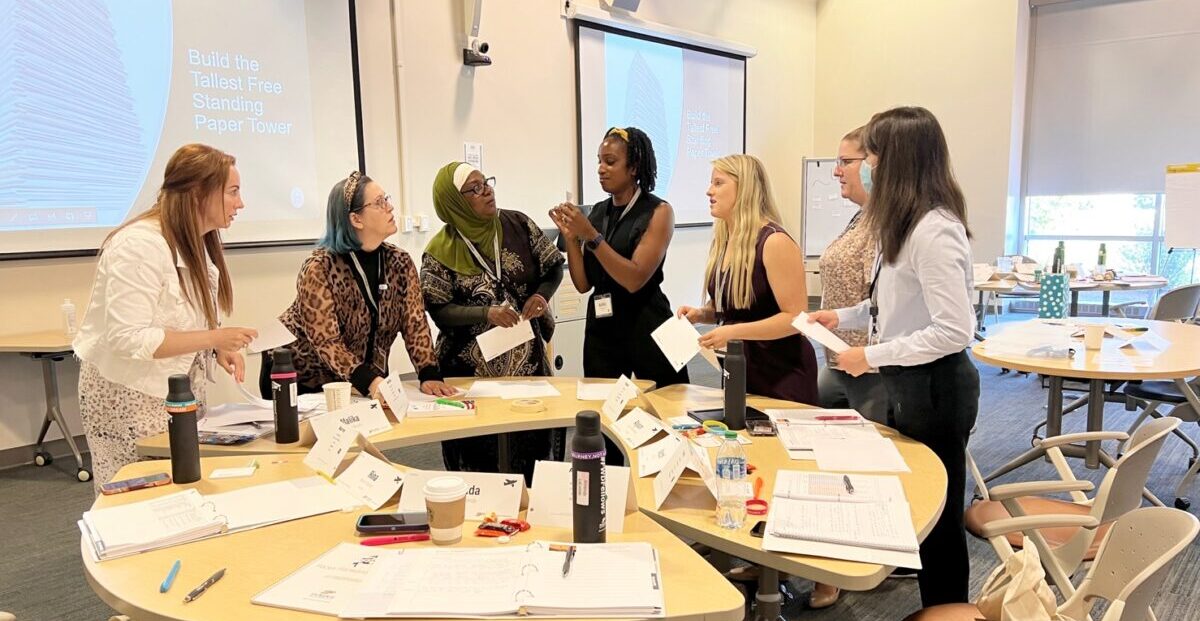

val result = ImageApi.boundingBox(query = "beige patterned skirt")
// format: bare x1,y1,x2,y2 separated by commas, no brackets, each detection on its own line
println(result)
78,356,206,495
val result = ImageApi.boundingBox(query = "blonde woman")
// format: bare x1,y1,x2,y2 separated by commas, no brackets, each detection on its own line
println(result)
74,144,257,493
678,154,817,405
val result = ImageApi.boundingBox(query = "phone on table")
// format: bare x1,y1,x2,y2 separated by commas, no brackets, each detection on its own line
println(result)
355,511,430,535
100,472,171,495
750,521,767,538
686,408,725,423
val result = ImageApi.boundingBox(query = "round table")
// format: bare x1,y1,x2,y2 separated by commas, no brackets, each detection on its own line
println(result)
973,318,1200,471
82,456,746,621
975,277,1169,324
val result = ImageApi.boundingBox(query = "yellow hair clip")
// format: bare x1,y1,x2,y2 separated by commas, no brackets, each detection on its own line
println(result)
605,127,629,142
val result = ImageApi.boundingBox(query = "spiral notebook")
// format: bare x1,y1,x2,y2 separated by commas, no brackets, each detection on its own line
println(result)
339,541,664,618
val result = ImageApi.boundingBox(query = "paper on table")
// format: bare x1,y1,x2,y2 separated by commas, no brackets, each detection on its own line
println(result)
766,408,866,425
199,402,274,428
609,407,665,449
791,312,849,354
812,436,910,473
576,380,616,401
251,543,392,616
235,382,323,413
246,318,296,354
475,320,535,362
650,315,704,372
463,379,561,399
637,434,684,477
777,423,880,451
1118,330,1170,351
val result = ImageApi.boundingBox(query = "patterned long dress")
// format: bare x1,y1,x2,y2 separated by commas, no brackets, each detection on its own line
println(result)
421,210,565,484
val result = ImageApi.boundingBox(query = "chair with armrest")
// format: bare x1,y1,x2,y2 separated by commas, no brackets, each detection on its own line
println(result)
964,417,1180,595
905,505,1199,621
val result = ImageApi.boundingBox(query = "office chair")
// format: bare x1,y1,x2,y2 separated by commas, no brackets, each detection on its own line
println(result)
905,506,1199,621
964,417,1179,595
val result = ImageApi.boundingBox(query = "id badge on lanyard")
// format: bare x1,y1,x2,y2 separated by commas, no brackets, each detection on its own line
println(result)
593,294,614,318
867,253,882,346
458,229,502,292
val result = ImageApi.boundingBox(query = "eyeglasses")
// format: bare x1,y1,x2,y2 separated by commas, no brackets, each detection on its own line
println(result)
460,176,497,197
361,194,394,212
835,157,866,169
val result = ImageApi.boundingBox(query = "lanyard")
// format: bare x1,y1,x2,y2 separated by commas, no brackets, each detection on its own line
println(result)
867,250,883,345
458,228,502,283
348,251,385,313
600,187,642,237
713,246,729,318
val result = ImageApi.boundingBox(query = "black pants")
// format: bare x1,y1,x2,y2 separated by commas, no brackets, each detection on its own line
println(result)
584,329,689,466
878,350,979,608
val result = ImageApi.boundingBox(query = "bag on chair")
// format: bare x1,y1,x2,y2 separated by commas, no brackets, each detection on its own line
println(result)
975,538,1071,621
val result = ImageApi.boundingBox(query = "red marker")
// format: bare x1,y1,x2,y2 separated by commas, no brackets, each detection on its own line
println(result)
815,415,860,421
359,534,431,546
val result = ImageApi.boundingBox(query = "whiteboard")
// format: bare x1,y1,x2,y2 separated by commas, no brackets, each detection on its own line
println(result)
1165,165,1200,249
802,158,858,257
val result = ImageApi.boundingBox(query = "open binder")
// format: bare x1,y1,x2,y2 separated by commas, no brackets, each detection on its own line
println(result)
338,541,665,618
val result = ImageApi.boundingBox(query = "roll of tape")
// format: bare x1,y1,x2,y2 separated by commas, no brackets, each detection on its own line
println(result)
511,398,546,414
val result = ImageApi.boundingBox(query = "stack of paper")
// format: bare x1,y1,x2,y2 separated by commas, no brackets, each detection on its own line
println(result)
464,379,561,399
79,490,226,561
763,471,920,568
981,321,1075,357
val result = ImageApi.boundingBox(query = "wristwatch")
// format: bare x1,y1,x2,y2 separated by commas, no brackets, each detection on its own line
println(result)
584,232,604,252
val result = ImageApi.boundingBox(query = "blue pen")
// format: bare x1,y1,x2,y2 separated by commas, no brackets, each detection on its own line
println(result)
160,560,181,593
672,423,700,430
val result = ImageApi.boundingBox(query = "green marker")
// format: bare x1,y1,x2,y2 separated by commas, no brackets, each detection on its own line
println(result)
435,398,466,408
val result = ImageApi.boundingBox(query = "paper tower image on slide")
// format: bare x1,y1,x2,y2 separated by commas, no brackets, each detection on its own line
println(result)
605,34,683,196
0,0,170,230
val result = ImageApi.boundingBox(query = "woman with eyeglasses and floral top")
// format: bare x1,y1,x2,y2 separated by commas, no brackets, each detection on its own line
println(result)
422,162,566,484
269,172,455,401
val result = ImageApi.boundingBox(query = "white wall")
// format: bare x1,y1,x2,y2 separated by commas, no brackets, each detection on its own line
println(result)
812,0,1029,263
0,0,817,452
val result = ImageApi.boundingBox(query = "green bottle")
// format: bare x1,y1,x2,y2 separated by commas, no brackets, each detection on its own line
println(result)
1052,241,1065,274
1098,243,1107,267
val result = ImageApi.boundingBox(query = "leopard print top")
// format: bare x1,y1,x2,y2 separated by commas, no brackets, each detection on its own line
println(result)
280,243,439,391
818,210,877,365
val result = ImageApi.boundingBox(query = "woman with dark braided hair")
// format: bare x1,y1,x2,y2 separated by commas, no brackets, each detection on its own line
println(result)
550,127,687,463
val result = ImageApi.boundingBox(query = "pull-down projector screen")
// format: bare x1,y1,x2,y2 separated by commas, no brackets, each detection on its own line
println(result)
0,0,361,258
576,23,746,226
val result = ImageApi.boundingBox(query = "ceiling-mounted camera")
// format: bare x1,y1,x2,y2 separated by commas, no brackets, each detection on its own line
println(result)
462,0,491,67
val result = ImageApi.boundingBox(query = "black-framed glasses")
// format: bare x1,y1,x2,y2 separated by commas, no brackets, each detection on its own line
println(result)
460,176,496,197
835,157,866,169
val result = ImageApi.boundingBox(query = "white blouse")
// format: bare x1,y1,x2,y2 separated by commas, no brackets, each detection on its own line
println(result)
74,219,217,399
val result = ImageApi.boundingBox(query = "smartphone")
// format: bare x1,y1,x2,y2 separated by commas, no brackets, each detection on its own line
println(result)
100,472,171,495
355,511,430,535
686,408,725,423
750,520,767,538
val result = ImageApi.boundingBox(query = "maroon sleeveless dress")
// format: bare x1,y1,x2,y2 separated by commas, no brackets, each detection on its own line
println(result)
708,224,819,405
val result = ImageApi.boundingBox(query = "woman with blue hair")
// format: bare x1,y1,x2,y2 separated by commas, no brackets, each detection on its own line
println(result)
269,172,455,400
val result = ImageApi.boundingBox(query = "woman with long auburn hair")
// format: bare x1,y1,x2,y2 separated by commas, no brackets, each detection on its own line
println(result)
678,154,817,405
808,107,979,609
74,143,258,494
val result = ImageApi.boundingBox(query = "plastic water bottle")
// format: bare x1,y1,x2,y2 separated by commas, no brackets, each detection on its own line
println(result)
715,431,749,529
166,374,201,484
61,299,77,337
572,410,607,543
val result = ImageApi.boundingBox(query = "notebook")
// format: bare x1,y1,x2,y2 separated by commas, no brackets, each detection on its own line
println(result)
252,543,386,616
79,489,225,561
339,541,664,618
762,496,921,568
773,471,906,503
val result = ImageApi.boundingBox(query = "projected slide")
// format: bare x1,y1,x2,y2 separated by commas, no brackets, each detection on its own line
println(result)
0,0,359,255
578,26,746,225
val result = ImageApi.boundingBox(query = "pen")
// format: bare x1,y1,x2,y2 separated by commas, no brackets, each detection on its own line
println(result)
183,568,225,603
561,545,577,578
159,560,181,593
843,475,855,495
360,533,431,546
435,398,466,409
671,423,700,430
815,415,860,421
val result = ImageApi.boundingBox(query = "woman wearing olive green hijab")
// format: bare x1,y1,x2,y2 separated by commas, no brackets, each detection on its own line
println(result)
422,161,565,484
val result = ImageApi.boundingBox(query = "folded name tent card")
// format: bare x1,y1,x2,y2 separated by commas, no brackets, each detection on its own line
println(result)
600,374,640,420
525,460,637,534
637,434,685,478
610,407,667,449
397,470,526,520
651,437,717,509
301,399,393,446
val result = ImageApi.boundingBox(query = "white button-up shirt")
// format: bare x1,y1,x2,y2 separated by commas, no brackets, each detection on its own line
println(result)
74,219,217,399
836,209,975,369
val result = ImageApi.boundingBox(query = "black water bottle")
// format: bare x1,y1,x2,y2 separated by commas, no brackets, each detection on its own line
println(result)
724,340,747,431
165,374,201,484
572,410,606,543
270,347,300,444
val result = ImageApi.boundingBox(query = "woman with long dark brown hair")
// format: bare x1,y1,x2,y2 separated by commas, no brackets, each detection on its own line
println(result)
807,107,979,609
74,143,258,493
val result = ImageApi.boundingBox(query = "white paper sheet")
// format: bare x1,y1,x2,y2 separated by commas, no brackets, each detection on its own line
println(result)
812,436,910,473
576,380,616,401
600,375,639,420
475,320,535,362
463,379,561,399
637,434,684,477
302,423,356,477
246,318,297,354
650,315,704,372
609,407,665,449
791,312,850,354
252,543,391,616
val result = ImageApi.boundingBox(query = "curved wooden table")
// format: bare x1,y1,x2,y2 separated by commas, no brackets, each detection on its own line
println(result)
83,456,745,621
974,318,1200,470
634,385,945,593
136,377,657,458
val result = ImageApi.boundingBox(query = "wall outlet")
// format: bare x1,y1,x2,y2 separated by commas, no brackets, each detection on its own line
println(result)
417,214,431,232
402,216,415,233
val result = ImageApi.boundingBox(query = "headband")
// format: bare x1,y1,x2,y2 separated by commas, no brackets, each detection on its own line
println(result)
452,163,479,190
343,170,363,208
605,127,629,142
